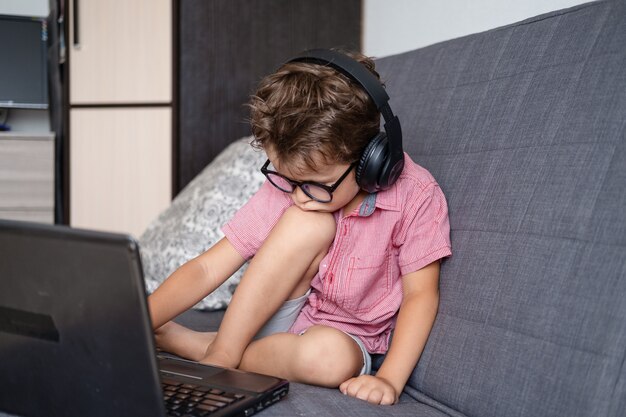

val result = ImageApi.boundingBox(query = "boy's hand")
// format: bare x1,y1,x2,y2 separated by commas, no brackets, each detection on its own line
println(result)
339,375,398,405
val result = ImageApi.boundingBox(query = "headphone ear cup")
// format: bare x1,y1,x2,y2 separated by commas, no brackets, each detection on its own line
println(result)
356,133,388,193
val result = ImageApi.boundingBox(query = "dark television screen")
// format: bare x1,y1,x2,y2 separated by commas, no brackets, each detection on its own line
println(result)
0,15,48,109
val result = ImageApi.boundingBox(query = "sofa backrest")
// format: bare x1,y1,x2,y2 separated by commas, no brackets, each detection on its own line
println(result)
376,1,626,416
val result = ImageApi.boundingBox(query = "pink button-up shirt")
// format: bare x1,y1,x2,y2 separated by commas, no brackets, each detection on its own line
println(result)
222,153,451,353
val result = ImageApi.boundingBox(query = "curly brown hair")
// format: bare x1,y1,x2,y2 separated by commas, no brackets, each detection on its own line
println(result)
249,50,381,173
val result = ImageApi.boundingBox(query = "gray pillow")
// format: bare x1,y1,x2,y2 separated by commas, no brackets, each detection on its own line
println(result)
139,136,266,310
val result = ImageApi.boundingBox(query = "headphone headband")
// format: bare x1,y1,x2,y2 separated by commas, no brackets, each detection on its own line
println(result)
288,49,390,112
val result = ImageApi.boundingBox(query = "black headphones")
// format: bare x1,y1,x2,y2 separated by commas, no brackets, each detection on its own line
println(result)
288,49,404,193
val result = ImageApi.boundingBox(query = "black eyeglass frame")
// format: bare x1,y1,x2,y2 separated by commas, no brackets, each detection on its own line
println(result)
261,159,356,203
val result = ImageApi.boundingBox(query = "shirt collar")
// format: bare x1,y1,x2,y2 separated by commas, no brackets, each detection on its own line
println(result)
358,185,400,217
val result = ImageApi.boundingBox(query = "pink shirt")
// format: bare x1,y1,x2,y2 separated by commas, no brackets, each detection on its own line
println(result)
222,153,452,353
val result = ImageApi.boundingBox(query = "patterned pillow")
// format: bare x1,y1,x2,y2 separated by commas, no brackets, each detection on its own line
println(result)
139,136,266,310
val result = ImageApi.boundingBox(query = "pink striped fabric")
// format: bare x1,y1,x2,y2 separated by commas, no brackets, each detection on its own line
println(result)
222,153,452,353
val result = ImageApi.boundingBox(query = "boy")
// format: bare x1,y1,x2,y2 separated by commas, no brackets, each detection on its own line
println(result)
148,49,451,405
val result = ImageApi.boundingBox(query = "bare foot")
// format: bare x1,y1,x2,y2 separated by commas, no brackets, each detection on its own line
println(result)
200,347,241,369
154,321,217,361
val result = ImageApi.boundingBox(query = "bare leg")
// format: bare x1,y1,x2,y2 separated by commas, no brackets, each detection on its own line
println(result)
153,245,319,362
154,321,216,361
238,325,364,387
203,206,336,368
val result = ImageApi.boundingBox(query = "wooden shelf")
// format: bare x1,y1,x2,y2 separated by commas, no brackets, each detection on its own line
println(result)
0,132,54,223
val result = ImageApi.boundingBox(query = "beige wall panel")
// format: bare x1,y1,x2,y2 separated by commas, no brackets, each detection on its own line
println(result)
70,107,171,237
69,0,172,104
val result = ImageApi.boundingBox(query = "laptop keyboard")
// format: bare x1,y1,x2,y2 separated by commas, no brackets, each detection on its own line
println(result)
162,378,246,416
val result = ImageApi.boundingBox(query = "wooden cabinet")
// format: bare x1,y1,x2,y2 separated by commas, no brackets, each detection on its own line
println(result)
70,108,171,236
68,0,173,236
69,0,171,104
0,133,54,223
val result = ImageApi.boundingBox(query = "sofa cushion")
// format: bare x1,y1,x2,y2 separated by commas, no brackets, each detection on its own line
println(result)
175,308,462,417
139,137,266,310
265,382,449,417
373,1,626,416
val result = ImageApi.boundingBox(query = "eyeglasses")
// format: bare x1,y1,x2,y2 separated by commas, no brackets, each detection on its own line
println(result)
261,159,356,203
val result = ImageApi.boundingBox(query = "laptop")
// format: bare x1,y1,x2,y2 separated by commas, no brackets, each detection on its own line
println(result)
0,219,288,417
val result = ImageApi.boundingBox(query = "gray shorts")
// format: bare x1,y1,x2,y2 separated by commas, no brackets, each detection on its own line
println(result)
254,290,372,375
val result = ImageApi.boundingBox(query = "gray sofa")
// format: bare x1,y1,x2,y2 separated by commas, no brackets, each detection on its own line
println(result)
176,1,626,416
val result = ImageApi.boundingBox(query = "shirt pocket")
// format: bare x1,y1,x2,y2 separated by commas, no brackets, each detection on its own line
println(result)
342,250,394,314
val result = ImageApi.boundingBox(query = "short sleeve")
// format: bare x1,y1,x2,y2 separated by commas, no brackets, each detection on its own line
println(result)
396,183,452,275
222,180,293,260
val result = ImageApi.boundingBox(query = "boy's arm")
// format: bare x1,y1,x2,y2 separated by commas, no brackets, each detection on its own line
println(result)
340,260,440,405
148,237,246,330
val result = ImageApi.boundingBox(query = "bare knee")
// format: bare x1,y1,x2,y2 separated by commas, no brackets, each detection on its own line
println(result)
290,326,363,387
280,206,336,251
277,207,336,297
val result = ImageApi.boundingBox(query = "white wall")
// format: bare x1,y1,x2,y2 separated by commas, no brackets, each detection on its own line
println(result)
363,0,594,57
